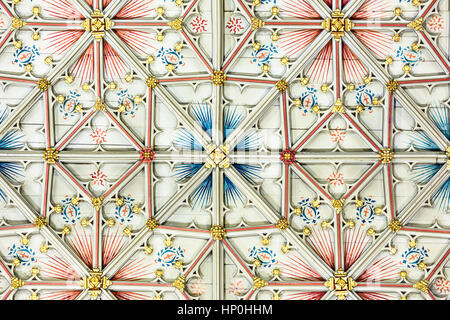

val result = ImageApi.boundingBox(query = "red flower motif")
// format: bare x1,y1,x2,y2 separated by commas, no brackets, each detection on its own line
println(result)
190,16,208,33
91,128,107,144
226,17,244,34
330,127,346,143
91,170,107,187
328,172,344,187
140,148,155,162
280,149,296,164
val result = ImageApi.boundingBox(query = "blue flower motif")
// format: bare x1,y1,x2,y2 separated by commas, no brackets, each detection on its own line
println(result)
157,47,184,70
395,46,423,67
401,246,429,268
249,246,277,268
8,243,36,266
59,91,81,120
115,195,136,224
297,198,320,224
13,45,40,67
157,246,185,267
60,197,81,224
297,87,318,115
355,197,376,224
251,43,278,66
117,89,139,117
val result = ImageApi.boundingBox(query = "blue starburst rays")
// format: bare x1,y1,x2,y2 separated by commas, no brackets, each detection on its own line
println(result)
411,104,449,151
428,105,450,140
174,163,262,209
172,105,262,210
0,107,25,202
173,129,203,151
224,106,260,151
191,104,212,135
411,164,450,213
409,104,450,213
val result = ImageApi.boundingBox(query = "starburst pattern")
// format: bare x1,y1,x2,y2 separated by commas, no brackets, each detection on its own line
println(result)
0,0,448,302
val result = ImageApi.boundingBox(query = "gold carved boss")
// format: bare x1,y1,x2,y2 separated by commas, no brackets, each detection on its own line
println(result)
81,269,111,299
322,10,353,41
325,268,357,300
205,144,231,169
82,10,114,40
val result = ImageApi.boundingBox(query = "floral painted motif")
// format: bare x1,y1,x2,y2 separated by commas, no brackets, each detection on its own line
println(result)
118,89,140,117
8,244,36,266
91,128,107,144
157,47,185,70
190,16,208,33
228,279,247,296
249,246,277,268
114,195,136,224
156,246,185,267
401,246,429,268
90,170,107,187
188,278,206,295
328,172,344,187
61,197,81,224
356,85,376,113
427,15,445,33
396,45,424,67
59,91,81,120
226,16,244,34
13,45,40,67
330,128,346,143
297,87,318,115
434,278,450,295
356,197,376,224
297,198,320,224
251,43,278,66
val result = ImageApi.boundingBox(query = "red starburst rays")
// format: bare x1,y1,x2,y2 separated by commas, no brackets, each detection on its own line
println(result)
43,31,85,56
66,225,94,268
353,30,394,59
358,256,400,282
116,30,158,56
344,224,371,269
40,290,82,300
115,0,156,19
305,42,332,84
71,43,94,85
112,291,154,300
322,0,351,6
306,226,335,269
342,44,368,84
42,0,84,19
283,291,326,300
103,226,126,266
40,255,80,280
351,0,393,20
278,30,322,57
104,41,128,82
71,42,127,84
278,252,323,281
113,257,154,280
358,292,397,300
280,0,321,19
